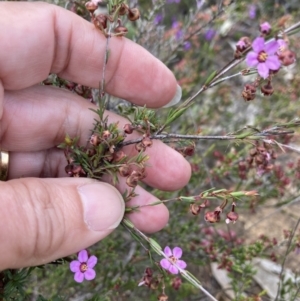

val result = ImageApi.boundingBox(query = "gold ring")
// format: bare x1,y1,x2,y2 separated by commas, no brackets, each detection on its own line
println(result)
0,151,9,181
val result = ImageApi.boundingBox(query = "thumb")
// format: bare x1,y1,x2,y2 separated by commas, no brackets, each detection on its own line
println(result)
0,178,124,269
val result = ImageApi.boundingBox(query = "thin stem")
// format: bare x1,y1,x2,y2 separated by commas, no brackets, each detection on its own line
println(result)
274,218,300,301
100,25,112,97
120,130,294,147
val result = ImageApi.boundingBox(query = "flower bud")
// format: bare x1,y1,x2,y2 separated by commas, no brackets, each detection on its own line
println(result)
242,83,256,101
261,82,274,96
118,3,128,15
150,278,160,290
114,25,128,36
66,164,86,177
226,211,239,224
128,8,140,21
172,277,182,290
65,164,74,176
123,124,135,134
102,130,111,140
278,49,296,66
135,142,146,152
236,37,251,52
238,161,247,171
246,157,253,164
204,211,221,223
85,1,98,13
260,21,271,35
190,204,201,215
113,151,126,162
141,136,153,148
93,14,107,30
181,145,195,157
109,145,115,154
126,171,140,187
255,155,264,164
119,164,132,177
90,134,101,146
145,267,153,277
74,84,84,95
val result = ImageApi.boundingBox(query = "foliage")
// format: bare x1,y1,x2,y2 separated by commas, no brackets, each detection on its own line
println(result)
4,0,300,300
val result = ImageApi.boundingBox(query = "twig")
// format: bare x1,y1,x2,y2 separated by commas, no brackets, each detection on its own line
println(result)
274,218,300,301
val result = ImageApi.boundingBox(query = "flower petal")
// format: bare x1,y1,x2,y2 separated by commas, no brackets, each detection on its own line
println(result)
87,255,98,268
172,247,183,259
70,260,80,272
78,250,88,263
257,62,269,79
246,52,259,67
265,40,279,55
265,55,281,70
252,37,265,53
84,269,96,281
168,265,179,274
177,260,187,269
160,259,171,270
164,246,172,257
277,39,287,52
74,271,84,283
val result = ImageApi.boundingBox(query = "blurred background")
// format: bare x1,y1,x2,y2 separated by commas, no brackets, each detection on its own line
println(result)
3,0,300,300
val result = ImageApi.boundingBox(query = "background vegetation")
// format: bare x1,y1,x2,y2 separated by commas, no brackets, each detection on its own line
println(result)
2,0,300,300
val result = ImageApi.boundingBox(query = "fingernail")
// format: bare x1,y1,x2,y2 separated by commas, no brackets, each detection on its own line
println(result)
78,182,125,231
162,84,182,108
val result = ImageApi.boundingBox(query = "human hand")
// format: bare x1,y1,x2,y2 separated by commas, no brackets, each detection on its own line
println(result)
0,2,191,269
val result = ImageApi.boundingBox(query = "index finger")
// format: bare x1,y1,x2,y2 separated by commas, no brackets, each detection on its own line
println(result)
0,2,178,108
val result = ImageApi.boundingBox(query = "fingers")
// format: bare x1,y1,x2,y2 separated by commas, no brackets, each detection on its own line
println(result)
108,177,169,233
0,2,177,108
2,85,191,190
0,178,125,269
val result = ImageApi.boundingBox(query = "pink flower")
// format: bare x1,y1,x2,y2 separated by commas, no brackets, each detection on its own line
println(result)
160,246,187,274
277,39,288,53
70,250,97,283
246,37,281,79
260,22,271,34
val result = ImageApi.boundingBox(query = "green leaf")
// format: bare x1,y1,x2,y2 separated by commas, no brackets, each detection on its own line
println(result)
204,70,217,86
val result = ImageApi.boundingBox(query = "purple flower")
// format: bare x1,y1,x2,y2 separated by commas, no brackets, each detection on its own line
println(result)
246,37,281,79
248,5,256,19
277,39,288,53
184,41,191,50
154,13,163,25
172,19,179,29
70,250,97,283
204,29,216,41
260,22,271,34
196,0,204,9
160,246,187,274
175,29,184,40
